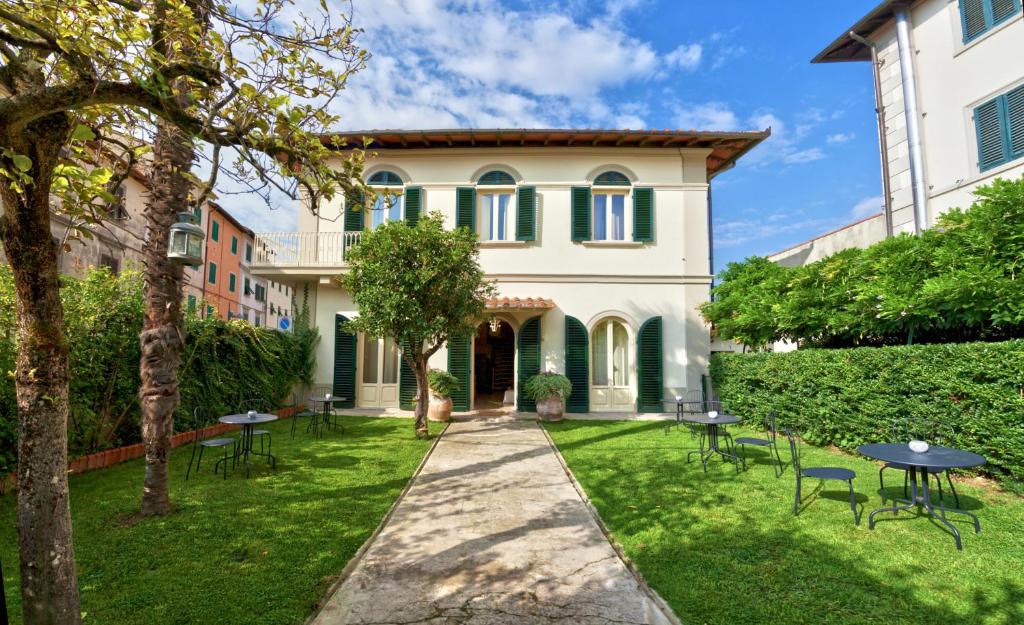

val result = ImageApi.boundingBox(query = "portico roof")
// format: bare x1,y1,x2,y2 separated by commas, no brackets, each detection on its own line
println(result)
485,296,556,311
322,128,770,178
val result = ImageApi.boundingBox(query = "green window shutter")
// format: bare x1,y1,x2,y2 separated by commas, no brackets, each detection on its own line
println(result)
206,305,213,317
456,187,476,231
245,243,252,263
231,236,238,255
211,220,219,242
447,336,472,412
517,316,542,412
344,191,365,232
399,340,418,410
564,316,589,413
187,295,196,312
1007,84,1024,158
244,277,251,295
208,262,217,284
992,0,1020,24
405,187,422,226
228,273,236,293
194,207,202,223
516,186,536,241
571,186,591,241
961,0,988,41
975,98,1007,171
333,315,357,408
633,187,654,242
636,316,664,413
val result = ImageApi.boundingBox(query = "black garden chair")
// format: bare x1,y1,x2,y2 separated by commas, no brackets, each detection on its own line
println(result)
735,410,783,477
237,398,273,459
879,417,961,507
785,428,858,524
185,407,236,480
286,389,317,438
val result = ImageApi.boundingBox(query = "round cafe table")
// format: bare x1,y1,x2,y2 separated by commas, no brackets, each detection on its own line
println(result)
219,413,278,477
308,395,346,437
682,413,742,473
858,443,985,550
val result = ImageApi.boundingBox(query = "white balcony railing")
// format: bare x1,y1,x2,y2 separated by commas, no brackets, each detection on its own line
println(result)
251,231,361,268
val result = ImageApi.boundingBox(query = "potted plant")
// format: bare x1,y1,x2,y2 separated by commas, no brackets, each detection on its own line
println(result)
427,369,459,422
524,372,572,422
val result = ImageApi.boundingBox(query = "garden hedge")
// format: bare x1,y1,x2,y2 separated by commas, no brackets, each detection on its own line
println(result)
710,340,1024,486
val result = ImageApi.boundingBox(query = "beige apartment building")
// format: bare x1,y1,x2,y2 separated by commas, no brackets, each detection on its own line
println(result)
774,0,1024,266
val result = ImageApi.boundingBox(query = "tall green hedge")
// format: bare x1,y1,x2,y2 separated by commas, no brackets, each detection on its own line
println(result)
0,266,318,476
710,340,1024,485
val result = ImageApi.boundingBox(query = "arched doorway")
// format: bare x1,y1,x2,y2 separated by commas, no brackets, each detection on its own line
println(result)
474,320,515,410
590,317,632,411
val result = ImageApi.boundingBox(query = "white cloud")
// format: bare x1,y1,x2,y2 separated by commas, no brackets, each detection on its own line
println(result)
827,132,855,144
672,102,740,131
850,195,884,219
715,215,835,248
742,110,828,167
664,43,702,71
783,148,825,164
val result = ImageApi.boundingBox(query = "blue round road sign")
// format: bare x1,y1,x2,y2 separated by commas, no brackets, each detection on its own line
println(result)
279,317,291,331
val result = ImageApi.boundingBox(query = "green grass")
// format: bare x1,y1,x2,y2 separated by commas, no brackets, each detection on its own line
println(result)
544,420,1024,625
1,416,441,625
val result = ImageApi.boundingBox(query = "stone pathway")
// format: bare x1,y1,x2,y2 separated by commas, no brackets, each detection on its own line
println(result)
311,418,676,625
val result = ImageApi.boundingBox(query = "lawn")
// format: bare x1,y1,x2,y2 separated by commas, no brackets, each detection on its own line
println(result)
1,416,441,625
544,420,1024,625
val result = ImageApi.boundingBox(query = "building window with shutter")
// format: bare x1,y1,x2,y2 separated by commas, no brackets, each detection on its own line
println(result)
208,261,217,284
975,83,1024,171
575,171,653,243
478,191,513,241
211,219,220,242
245,243,252,262
366,170,404,229
228,273,236,293
960,0,1021,43
99,254,120,275
231,236,238,255
473,170,529,242
244,277,251,295
107,185,127,220
592,190,629,241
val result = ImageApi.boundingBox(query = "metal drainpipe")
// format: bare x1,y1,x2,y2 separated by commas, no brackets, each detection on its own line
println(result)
893,2,929,235
849,30,895,238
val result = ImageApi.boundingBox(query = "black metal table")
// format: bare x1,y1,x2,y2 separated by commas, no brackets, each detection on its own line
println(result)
308,395,346,437
219,413,278,477
858,443,985,550
682,413,741,472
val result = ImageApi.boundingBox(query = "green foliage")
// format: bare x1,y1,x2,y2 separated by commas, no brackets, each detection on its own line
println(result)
702,177,1024,347
427,369,459,399
524,373,573,402
710,340,1024,485
0,266,317,475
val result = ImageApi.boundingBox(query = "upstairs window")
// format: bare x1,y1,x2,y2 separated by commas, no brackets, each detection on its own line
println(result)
572,171,654,243
592,173,630,241
975,83,1024,171
211,219,220,242
367,170,404,229
478,190,513,241
456,170,536,242
961,0,1021,43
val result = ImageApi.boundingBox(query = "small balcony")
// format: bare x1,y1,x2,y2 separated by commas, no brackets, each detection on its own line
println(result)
250,231,361,277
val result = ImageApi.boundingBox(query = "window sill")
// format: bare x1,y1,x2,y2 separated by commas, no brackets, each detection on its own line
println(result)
580,240,645,248
479,240,529,248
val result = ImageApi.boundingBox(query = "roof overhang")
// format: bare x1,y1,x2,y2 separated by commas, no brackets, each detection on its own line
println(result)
812,0,902,64
321,128,770,179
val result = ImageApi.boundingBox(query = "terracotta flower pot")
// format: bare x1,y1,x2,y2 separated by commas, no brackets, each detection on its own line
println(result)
428,394,453,422
536,396,564,422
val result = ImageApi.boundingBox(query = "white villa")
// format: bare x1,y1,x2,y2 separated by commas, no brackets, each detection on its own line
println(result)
251,129,766,415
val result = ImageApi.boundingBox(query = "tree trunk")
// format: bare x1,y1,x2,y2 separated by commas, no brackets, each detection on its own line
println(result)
0,112,83,625
138,118,192,517
414,360,430,435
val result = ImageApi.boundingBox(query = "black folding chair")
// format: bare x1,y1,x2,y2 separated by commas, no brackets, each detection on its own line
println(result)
735,410,783,477
185,407,235,480
879,417,961,507
786,428,858,524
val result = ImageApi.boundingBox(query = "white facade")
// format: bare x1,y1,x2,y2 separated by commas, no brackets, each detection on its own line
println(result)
251,129,765,414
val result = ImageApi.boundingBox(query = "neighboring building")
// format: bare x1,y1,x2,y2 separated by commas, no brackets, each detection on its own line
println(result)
785,0,1024,265
187,202,250,320
251,128,766,414
768,212,889,267
265,279,293,331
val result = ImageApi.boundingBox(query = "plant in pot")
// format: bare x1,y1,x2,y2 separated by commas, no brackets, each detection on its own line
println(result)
524,372,572,422
427,369,460,422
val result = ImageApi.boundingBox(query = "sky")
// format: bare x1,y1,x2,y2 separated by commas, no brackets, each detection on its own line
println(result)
227,0,887,271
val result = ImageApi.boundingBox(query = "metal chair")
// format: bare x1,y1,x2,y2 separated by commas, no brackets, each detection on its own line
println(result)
185,407,235,480
735,411,783,477
785,428,858,524
286,389,317,438
238,398,272,459
677,389,705,436
307,384,336,436
879,418,960,507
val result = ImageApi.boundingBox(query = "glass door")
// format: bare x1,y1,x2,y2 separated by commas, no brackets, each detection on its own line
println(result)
589,319,632,411
358,335,400,408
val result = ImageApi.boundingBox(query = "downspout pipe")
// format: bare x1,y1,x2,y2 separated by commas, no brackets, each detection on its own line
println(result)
849,30,895,238
893,2,929,235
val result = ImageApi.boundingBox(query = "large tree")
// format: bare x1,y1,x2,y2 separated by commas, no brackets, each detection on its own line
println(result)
341,213,496,434
0,1,366,621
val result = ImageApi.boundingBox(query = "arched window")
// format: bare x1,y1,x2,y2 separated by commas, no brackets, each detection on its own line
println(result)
592,171,631,241
591,318,631,410
476,170,516,241
366,170,404,229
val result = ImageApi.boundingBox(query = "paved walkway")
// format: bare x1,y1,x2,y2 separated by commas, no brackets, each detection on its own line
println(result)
312,418,676,625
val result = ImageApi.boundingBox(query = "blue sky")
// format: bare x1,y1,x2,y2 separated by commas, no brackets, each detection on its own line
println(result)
237,0,886,271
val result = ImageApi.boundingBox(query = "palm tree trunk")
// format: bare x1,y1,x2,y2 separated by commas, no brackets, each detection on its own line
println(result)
0,112,83,625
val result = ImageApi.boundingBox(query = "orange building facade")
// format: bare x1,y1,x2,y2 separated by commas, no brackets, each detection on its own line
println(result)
191,202,247,320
